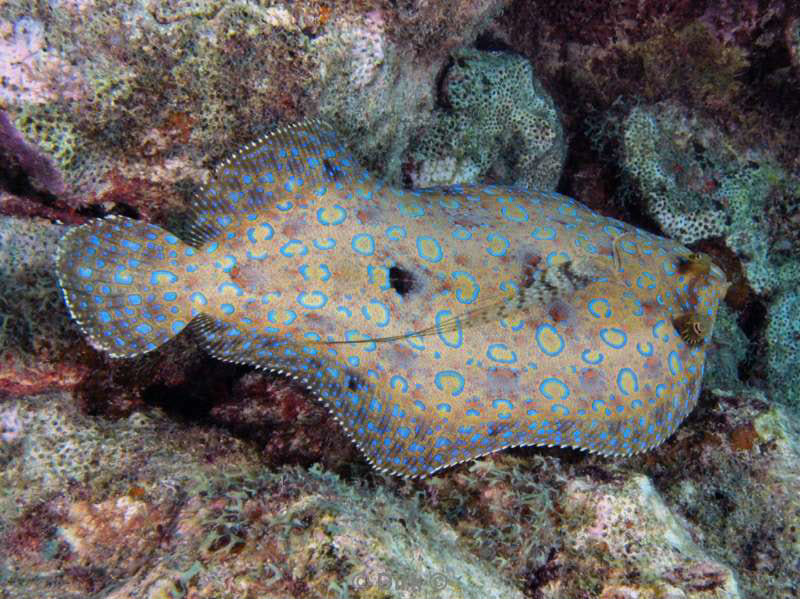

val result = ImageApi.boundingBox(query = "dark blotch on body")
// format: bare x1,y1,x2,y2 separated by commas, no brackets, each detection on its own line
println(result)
389,265,416,296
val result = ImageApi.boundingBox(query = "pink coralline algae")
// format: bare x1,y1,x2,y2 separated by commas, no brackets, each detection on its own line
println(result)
0,16,82,105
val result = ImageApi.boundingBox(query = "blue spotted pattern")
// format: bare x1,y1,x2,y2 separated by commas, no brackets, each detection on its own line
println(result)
56,119,729,480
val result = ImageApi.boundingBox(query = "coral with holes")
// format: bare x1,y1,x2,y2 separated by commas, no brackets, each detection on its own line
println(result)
703,304,749,393
619,102,800,406
404,48,565,189
315,2,508,183
620,101,800,295
766,291,800,406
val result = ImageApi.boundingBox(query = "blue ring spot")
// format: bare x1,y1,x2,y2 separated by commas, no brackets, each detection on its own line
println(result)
581,349,604,364
220,303,235,315
600,327,628,349
115,272,133,285
316,204,347,226
280,240,308,257
435,310,463,348
532,226,557,240
668,351,683,376
390,375,409,393
602,224,625,238
417,236,443,263
617,368,639,396
492,399,513,410
386,225,406,240
351,233,375,256
487,343,517,364
150,270,178,285
313,237,336,250
540,377,570,402
535,323,565,357
217,282,243,296
486,233,509,257
297,291,328,309
637,271,657,290
451,271,479,304
588,298,612,319
190,292,207,305
502,203,529,223
260,223,274,240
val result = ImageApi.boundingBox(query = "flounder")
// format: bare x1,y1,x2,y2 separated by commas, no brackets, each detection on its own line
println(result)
56,120,730,478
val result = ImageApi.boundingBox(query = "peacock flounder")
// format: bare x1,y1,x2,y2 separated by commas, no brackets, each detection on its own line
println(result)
56,120,729,478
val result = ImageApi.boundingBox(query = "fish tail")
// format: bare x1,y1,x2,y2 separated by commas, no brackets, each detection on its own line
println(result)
55,215,194,358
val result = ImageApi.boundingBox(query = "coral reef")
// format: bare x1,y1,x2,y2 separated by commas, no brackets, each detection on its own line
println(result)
703,305,749,393
1,1,799,597
620,101,800,296
615,101,800,407
766,291,800,405
0,0,507,216
3,387,799,597
403,47,565,188
0,393,521,598
0,215,86,396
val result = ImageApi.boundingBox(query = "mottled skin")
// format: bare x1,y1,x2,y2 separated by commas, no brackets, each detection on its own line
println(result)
56,121,729,478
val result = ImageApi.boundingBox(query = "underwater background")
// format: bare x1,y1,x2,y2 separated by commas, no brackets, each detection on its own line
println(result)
0,0,799,597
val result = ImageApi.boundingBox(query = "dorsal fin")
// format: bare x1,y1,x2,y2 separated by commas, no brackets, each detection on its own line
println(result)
183,119,376,246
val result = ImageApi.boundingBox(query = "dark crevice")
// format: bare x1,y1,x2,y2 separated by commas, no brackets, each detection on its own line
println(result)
473,31,517,54
140,359,250,422
0,162,59,206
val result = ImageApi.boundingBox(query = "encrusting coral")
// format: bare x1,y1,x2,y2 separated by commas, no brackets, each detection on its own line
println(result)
404,47,565,189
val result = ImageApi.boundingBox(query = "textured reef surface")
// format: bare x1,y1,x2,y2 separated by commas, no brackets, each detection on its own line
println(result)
1,0,799,597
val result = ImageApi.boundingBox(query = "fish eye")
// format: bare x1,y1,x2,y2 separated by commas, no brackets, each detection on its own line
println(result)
673,312,707,347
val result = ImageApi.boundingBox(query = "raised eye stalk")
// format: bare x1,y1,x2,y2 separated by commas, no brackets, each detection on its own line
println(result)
672,312,712,347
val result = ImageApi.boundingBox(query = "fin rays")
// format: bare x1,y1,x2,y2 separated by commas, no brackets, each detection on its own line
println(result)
184,118,373,245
